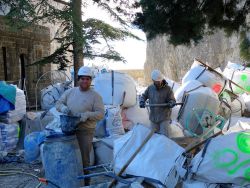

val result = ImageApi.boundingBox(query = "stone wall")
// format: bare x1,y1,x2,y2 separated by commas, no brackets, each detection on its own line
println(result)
0,16,51,107
144,30,250,83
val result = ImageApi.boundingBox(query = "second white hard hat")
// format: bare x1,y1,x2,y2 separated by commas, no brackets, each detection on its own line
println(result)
151,69,163,81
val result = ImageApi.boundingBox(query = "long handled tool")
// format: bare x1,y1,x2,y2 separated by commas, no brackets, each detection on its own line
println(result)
145,102,183,107
108,128,156,188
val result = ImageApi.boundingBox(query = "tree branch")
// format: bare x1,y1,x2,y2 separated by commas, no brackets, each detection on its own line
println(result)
52,0,70,6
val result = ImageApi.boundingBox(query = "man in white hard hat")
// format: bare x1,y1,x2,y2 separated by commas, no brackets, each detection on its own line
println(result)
139,69,176,136
56,66,104,185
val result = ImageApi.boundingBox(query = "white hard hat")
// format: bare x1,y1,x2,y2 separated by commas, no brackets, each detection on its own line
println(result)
151,69,163,81
78,66,93,78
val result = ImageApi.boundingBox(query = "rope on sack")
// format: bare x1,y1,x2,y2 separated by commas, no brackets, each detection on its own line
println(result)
195,66,207,80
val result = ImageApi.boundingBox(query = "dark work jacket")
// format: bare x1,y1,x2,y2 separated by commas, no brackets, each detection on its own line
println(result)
140,80,176,123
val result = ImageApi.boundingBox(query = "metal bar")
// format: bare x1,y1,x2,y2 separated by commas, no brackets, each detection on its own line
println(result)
145,102,183,107
77,171,112,179
83,163,111,171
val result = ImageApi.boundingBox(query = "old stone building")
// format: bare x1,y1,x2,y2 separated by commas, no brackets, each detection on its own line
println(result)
0,16,52,107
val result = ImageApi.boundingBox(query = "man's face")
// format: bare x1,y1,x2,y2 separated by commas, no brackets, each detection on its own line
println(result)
78,76,92,91
153,80,162,88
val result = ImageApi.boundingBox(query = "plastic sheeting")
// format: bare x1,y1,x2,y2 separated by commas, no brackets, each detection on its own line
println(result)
93,71,137,107
113,125,185,187
191,131,250,186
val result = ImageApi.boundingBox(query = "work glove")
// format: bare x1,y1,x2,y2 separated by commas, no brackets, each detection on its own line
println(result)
61,106,70,115
139,101,145,108
166,101,175,108
73,112,89,122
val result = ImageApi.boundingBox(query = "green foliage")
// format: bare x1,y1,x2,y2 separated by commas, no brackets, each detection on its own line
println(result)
133,0,250,45
240,33,250,62
0,0,138,69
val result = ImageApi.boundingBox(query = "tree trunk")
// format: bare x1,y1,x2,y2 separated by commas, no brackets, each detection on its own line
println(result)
71,0,84,86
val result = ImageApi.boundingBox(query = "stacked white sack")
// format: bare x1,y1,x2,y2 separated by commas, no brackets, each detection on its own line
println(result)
223,61,250,94
93,71,137,108
182,61,225,95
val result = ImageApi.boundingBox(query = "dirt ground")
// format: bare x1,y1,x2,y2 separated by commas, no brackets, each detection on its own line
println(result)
0,161,44,188
0,154,112,188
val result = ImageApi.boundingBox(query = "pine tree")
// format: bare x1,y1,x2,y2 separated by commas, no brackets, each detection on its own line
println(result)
0,0,139,84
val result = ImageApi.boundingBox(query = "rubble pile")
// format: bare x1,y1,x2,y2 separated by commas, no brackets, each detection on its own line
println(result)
3,60,250,187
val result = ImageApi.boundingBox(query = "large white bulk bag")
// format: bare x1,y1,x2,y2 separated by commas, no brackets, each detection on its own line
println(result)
125,104,151,127
168,121,184,138
93,71,137,108
231,95,246,117
242,94,250,112
222,117,250,134
174,80,203,102
178,86,220,136
182,63,225,95
114,124,185,187
171,105,180,121
165,78,180,93
191,131,250,186
223,62,250,94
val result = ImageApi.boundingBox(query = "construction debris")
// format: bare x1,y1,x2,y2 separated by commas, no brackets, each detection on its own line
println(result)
1,60,250,187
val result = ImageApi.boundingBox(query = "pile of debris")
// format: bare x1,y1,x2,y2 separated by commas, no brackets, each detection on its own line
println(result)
2,58,250,187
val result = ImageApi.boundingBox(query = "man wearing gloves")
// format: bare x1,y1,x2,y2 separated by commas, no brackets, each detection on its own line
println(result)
56,66,104,185
139,69,176,137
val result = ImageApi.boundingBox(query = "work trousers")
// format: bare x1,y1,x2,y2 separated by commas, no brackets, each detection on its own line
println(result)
150,119,170,137
76,129,94,185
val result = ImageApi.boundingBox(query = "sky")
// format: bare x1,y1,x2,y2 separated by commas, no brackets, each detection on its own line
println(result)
83,1,147,70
